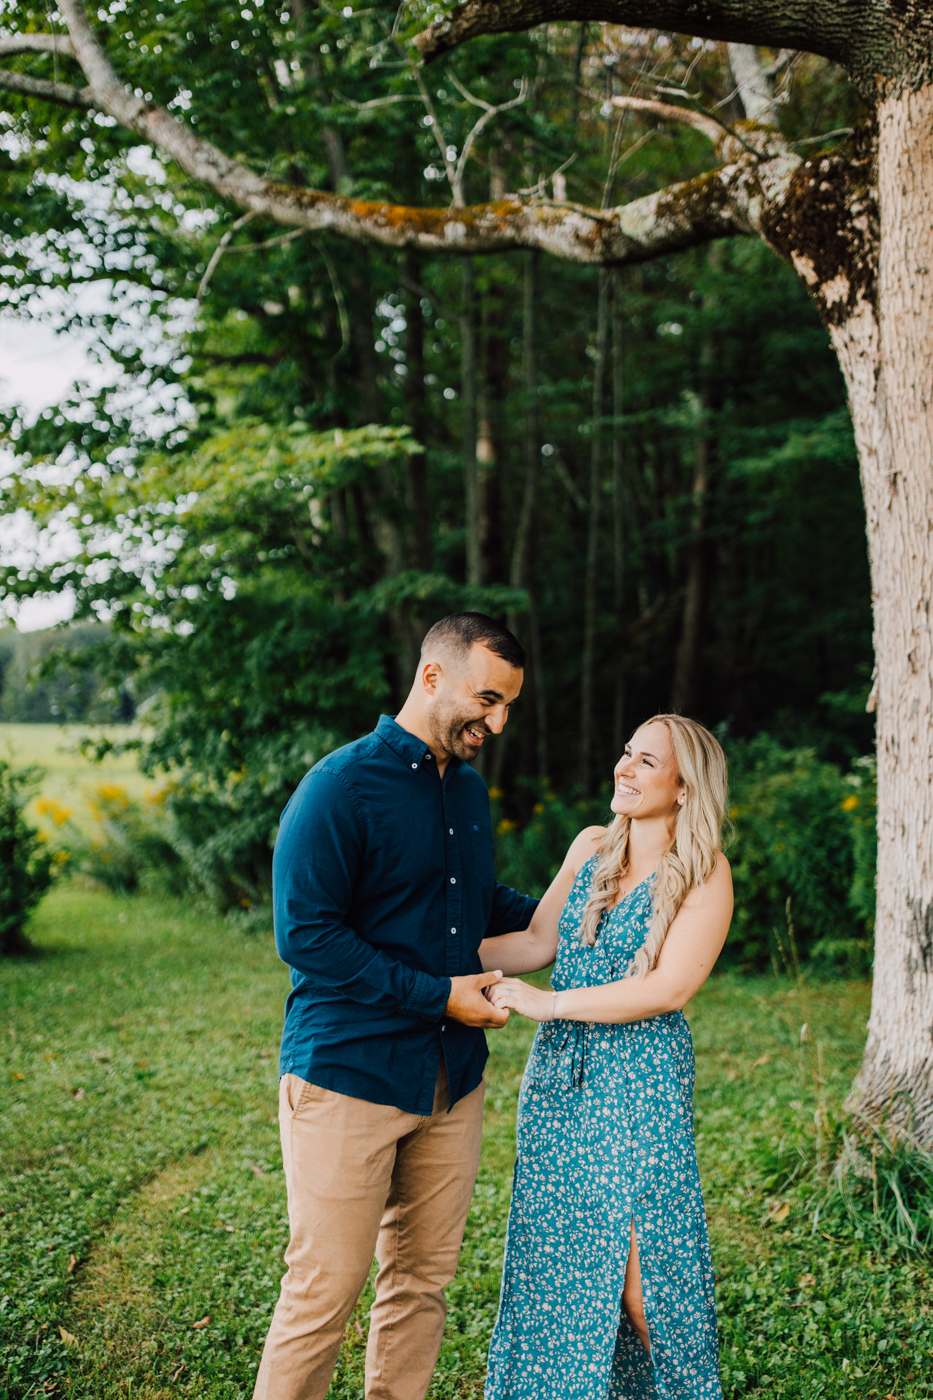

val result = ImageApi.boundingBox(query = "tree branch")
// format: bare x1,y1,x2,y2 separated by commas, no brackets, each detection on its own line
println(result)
48,0,754,262
0,33,76,58
609,95,720,142
0,67,91,108
727,43,779,124
412,0,929,94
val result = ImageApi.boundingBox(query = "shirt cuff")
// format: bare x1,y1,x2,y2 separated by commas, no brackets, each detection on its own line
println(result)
405,970,452,1022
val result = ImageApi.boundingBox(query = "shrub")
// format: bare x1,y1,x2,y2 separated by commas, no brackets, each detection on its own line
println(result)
726,737,875,970
0,760,57,955
58,783,189,898
492,786,611,898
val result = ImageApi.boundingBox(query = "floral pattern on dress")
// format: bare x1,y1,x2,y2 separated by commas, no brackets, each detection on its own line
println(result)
485,857,722,1400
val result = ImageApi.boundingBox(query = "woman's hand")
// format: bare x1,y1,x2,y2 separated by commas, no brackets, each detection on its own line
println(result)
487,977,553,1022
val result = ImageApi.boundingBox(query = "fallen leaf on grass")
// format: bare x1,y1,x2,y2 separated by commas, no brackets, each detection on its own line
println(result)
59,1327,77,1345
213,1220,235,1232
67,1254,78,1274
750,1055,770,1069
179,1207,190,1215
13,1073,24,1081
71,1088,84,1100
797,1272,816,1287
355,1321,364,1337
191,1316,211,1330
171,1362,187,1382
766,1198,790,1223
247,1161,268,1178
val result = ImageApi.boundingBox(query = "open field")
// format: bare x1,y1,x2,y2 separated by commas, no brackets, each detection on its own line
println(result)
2,886,932,1399
0,722,153,833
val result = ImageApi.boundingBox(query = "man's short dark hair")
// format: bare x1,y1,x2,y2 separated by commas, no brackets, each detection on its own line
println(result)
421,612,526,670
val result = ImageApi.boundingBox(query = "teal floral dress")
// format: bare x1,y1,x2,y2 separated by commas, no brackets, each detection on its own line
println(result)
485,858,722,1400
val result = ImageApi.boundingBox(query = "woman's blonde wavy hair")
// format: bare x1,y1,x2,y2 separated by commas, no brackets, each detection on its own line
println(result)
579,714,728,977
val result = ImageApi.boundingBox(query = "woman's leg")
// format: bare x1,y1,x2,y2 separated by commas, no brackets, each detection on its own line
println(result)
622,1219,651,1353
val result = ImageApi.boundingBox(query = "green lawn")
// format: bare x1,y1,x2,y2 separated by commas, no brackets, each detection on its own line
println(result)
0,723,153,835
2,887,931,1399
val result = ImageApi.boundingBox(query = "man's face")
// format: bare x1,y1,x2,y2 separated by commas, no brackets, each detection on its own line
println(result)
425,644,524,763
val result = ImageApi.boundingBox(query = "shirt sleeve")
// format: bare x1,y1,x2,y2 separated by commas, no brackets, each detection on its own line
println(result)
273,768,451,1021
485,882,540,938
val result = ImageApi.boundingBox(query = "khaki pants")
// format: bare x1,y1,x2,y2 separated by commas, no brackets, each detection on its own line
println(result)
253,1062,485,1400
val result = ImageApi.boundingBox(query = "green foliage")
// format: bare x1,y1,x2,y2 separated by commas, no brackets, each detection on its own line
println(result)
760,1116,933,1258
493,786,610,897
0,759,57,955
0,625,124,724
726,738,875,971
0,16,875,915
56,783,188,899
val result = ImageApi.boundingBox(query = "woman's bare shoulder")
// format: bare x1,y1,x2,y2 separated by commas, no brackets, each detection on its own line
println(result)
683,850,733,907
565,824,606,874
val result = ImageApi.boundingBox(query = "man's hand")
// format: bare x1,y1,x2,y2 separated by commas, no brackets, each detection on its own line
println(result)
445,970,509,1028
487,976,552,1022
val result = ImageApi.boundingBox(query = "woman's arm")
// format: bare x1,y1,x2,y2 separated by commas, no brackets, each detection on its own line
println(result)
488,854,733,1021
478,825,605,976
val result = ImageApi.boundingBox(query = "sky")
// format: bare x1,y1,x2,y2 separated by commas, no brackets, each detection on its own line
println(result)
0,318,114,632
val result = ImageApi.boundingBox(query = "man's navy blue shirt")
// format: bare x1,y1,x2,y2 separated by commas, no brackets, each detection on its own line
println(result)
274,714,539,1115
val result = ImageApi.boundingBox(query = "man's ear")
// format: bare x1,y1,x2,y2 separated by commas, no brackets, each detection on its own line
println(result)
421,659,443,694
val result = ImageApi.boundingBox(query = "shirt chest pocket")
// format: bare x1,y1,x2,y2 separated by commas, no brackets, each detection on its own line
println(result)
469,820,495,884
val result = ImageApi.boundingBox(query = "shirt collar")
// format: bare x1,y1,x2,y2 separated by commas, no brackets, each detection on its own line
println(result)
375,714,461,774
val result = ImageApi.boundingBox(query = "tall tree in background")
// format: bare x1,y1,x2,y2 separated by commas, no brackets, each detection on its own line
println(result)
2,1,924,1138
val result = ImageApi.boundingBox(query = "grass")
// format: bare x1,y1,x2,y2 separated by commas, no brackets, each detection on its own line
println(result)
0,723,152,834
2,886,932,1399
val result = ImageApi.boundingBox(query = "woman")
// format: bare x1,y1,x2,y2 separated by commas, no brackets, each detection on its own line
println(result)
480,714,733,1400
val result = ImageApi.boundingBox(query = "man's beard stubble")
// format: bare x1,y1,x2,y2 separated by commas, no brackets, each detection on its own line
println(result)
428,698,491,763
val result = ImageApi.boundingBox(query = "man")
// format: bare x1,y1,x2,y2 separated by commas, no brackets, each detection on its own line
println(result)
254,611,538,1400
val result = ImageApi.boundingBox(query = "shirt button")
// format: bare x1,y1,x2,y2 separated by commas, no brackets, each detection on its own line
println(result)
441,1025,446,1033
411,763,418,769
450,877,456,884
449,828,454,835
450,927,457,935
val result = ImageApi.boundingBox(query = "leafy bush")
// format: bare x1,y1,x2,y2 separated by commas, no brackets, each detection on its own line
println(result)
492,786,611,897
55,784,188,898
0,760,58,954
726,737,875,970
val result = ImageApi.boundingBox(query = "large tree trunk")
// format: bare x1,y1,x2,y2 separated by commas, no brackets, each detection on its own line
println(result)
839,85,933,1144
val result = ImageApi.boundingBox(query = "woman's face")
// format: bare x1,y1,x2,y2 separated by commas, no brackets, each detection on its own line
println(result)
610,721,686,821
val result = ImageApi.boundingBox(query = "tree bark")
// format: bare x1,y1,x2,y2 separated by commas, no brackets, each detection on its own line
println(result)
416,0,933,96
400,252,432,572
581,270,611,795
838,84,933,1145
461,259,482,586
509,252,549,782
611,269,626,757
671,327,716,715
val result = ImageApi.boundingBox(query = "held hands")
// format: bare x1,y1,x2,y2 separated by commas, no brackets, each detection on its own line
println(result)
445,970,510,1028
487,977,553,1023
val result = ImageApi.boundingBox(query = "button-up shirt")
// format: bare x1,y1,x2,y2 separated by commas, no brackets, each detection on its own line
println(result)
273,714,539,1114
